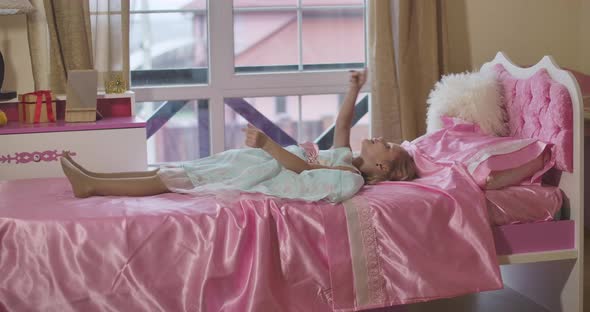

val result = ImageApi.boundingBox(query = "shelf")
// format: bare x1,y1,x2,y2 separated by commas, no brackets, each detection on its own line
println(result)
0,117,146,135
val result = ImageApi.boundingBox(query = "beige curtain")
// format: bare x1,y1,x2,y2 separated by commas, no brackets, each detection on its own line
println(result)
44,0,93,94
26,0,129,92
89,0,130,92
26,0,50,90
368,0,448,142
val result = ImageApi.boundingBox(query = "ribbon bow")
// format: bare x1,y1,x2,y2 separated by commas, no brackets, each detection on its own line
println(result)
299,142,320,165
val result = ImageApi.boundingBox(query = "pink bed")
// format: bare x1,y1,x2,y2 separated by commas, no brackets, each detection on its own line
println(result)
0,145,569,312
0,53,582,312
0,161,503,312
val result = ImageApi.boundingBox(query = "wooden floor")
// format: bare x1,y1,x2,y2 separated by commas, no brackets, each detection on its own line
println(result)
403,229,589,312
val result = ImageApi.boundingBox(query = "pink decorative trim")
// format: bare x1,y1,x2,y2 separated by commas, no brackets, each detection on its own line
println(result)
0,150,76,165
355,198,386,305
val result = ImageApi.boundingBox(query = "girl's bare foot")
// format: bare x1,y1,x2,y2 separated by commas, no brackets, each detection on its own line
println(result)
60,157,95,198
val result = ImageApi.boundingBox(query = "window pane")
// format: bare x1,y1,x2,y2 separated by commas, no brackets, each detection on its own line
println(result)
130,0,204,12
234,10,298,69
90,0,121,12
301,0,364,6
90,11,124,78
301,93,369,151
225,96,299,150
224,94,369,151
350,113,370,152
302,8,365,66
299,94,339,143
130,10,208,85
234,0,296,8
130,12,208,70
135,100,210,163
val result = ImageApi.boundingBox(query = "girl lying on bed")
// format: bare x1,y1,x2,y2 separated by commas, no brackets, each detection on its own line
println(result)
61,70,411,202
60,70,552,202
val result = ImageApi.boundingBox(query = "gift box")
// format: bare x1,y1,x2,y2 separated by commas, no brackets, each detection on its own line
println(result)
18,90,57,124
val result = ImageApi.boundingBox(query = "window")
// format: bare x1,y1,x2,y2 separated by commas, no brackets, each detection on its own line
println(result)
135,99,210,164
131,0,369,164
233,0,366,72
130,0,208,86
225,93,369,151
275,96,287,114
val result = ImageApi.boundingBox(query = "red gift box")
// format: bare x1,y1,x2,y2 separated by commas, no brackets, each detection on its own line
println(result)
18,90,57,124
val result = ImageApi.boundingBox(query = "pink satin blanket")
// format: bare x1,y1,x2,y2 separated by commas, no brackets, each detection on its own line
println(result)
0,132,504,312
486,185,562,226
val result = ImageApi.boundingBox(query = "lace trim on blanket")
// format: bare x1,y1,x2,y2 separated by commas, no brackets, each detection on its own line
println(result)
356,198,386,305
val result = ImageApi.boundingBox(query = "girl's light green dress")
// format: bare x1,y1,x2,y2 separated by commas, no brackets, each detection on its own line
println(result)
158,146,364,203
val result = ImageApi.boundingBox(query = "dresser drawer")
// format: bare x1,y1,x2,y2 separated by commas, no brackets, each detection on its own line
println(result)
0,128,147,180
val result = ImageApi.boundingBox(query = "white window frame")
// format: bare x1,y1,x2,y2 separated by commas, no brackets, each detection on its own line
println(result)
131,0,371,155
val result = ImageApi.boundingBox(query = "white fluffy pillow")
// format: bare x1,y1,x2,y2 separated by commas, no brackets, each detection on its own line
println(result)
426,70,508,136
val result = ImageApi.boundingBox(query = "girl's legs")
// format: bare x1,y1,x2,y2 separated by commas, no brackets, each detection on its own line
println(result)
61,158,170,198
485,150,549,190
63,153,159,178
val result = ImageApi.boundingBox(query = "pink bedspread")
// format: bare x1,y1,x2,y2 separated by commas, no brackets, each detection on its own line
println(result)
0,152,502,311
1,180,337,312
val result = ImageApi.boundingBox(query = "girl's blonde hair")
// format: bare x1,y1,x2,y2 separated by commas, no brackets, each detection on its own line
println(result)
363,150,417,185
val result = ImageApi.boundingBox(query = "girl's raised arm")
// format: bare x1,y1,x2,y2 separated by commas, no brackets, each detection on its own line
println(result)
333,69,367,149
243,124,358,174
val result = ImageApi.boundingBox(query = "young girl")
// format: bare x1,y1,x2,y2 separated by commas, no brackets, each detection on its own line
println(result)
61,70,551,201
61,69,417,202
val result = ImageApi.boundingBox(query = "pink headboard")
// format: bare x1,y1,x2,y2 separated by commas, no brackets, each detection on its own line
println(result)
493,64,573,172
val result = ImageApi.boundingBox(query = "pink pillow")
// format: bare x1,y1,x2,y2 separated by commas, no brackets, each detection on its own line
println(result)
486,185,562,226
494,64,573,172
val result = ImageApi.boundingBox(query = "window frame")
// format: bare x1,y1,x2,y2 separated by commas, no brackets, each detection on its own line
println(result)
130,0,371,155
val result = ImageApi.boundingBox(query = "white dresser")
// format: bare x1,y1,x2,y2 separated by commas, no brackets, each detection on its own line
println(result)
0,93,147,180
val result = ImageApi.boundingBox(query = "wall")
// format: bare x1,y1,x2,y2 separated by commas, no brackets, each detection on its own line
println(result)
445,0,587,74
0,14,34,95
580,0,590,74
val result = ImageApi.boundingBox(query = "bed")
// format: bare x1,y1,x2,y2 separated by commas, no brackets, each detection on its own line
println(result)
479,52,584,312
0,52,584,312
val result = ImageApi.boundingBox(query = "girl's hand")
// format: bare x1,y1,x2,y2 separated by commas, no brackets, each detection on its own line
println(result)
243,124,269,148
349,68,367,89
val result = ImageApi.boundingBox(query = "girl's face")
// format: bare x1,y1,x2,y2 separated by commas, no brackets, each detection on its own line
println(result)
359,137,404,176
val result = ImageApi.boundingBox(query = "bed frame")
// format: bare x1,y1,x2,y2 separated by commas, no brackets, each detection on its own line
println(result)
480,52,584,312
